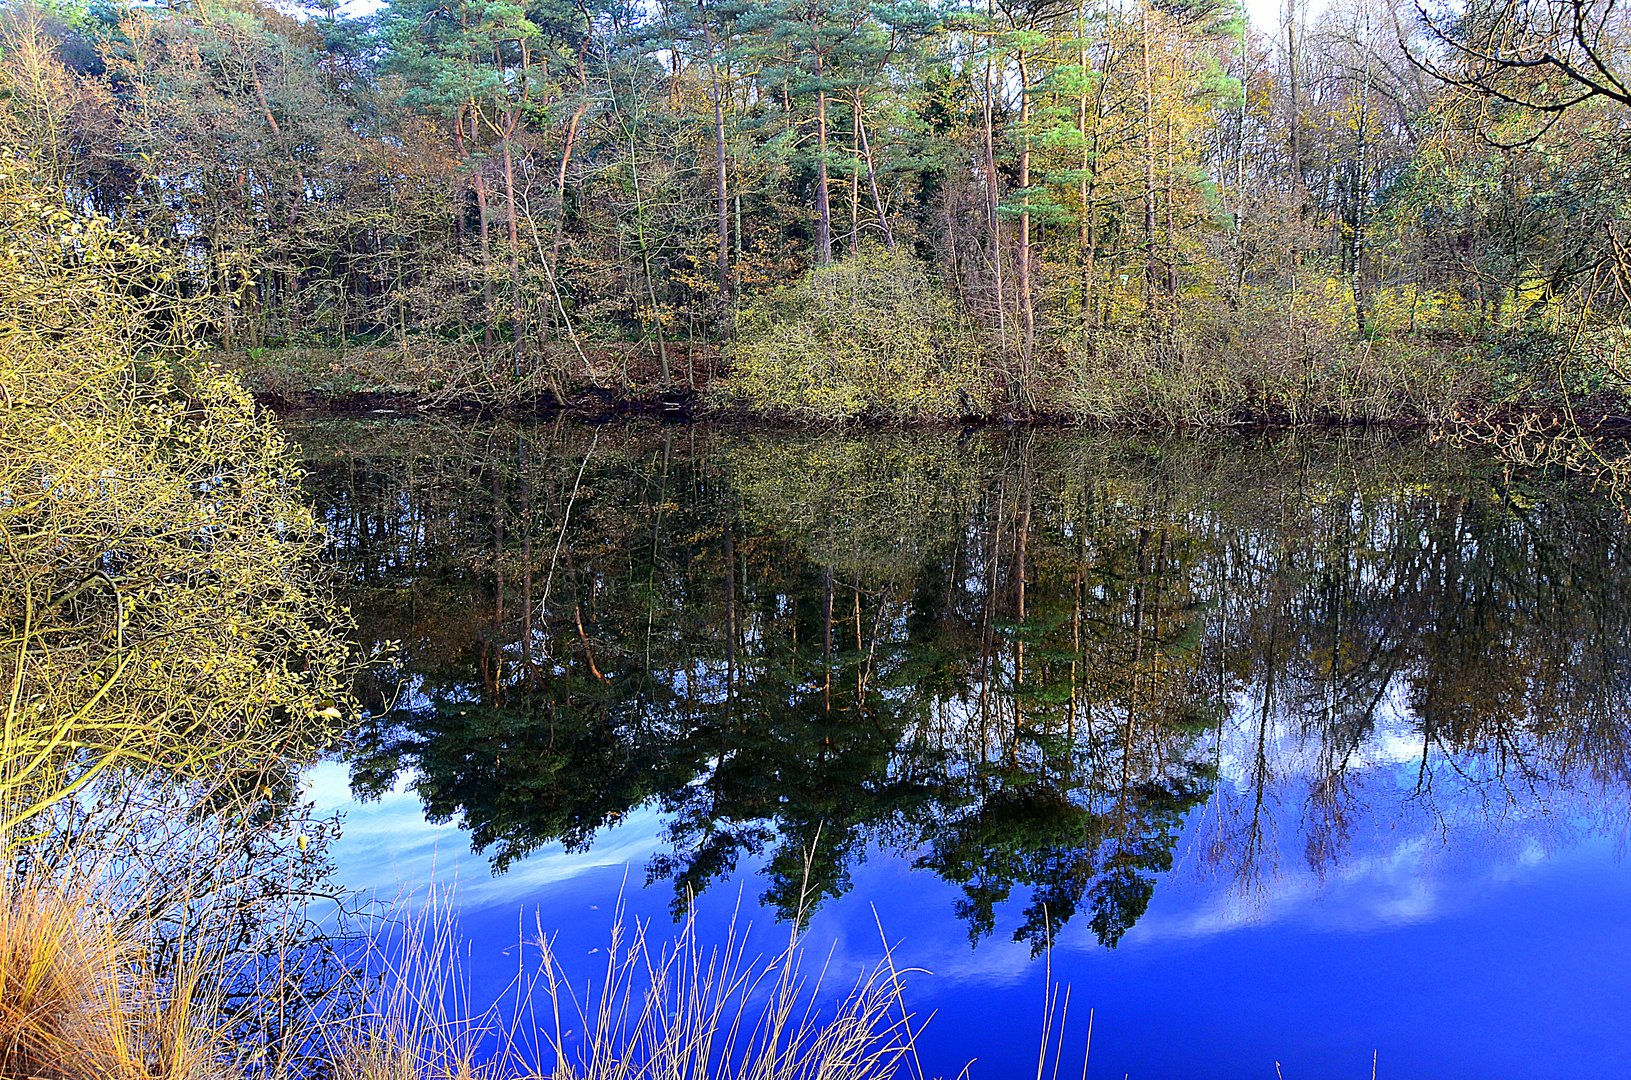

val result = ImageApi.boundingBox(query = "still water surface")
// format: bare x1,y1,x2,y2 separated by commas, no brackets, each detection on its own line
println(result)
295,419,1631,1078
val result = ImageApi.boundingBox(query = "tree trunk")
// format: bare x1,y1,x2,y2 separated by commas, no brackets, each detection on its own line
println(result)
1233,26,1248,307
1164,56,1176,300
815,53,832,265
1017,49,1035,371
1077,8,1092,325
981,5,1007,357
1285,0,1304,201
1141,6,1158,319
849,94,861,254
463,107,496,352
501,128,524,378
550,97,587,270
1352,4,1372,335
701,3,730,298
857,106,894,249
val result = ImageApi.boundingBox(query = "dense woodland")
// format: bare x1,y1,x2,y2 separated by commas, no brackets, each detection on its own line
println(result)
1,0,1629,422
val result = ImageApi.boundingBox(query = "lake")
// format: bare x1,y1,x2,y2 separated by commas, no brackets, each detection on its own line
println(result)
293,417,1631,1079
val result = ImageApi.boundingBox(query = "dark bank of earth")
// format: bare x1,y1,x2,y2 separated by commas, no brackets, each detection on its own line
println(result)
257,384,705,423
255,380,1631,444
230,341,1631,443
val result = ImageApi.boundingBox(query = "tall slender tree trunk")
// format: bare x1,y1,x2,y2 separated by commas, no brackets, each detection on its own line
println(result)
849,94,861,254
1141,5,1158,319
857,107,894,249
714,91,730,293
501,128,523,378
700,3,730,298
1016,48,1035,373
463,108,495,351
1233,26,1248,307
1352,4,1372,334
1077,6,1093,325
815,53,833,265
1164,55,1176,300
549,97,587,270
981,4,1007,358
1285,0,1304,200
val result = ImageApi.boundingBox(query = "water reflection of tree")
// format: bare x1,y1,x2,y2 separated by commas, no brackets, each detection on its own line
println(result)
307,421,1631,948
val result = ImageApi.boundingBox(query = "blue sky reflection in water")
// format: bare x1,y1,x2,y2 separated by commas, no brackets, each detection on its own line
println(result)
297,420,1631,1079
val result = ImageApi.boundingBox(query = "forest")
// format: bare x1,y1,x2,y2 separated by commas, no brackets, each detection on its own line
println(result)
1,0,1628,427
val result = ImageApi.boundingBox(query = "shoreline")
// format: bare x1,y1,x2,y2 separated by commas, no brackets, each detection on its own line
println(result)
256,384,1631,439
231,344,1631,477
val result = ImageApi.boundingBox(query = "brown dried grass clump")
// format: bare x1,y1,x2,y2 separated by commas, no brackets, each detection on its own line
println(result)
0,877,118,1078
0,871,231,1080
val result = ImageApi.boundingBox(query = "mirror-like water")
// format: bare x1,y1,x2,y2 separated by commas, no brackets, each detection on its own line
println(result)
297,419,1631,1078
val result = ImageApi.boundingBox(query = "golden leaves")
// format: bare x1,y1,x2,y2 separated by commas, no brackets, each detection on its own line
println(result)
0,153,356,833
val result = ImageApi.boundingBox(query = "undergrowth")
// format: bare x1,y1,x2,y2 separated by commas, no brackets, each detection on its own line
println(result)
710,246,992,423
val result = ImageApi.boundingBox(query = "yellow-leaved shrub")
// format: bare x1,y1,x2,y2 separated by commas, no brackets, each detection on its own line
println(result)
0,151,354,834
712,245,992,422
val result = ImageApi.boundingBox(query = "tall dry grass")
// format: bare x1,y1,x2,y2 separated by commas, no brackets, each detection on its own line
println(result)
0,848,954,1080
0,762,363,1080
0,865,234,1080
497,898,924,1080
317,883,933,1080
325,890,487,1080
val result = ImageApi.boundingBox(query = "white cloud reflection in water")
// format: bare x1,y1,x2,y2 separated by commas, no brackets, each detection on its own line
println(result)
306,740,1603,959
304,732,1631,1080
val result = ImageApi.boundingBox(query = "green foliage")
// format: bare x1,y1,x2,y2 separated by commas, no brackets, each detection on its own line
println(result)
0,152,355,831
1052,279,1494,426
723,431,989,575
3,0,1628,445
712,246,991,421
